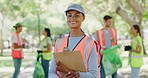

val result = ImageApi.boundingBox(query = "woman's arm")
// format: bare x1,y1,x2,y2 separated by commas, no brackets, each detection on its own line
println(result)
131,44,141,53
48,57,59,78
42,44,52,52
13,43,23,49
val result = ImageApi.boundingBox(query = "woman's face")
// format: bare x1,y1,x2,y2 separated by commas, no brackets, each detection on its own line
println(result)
130,27,137,34
42,30,47,36
17,26,22,32
66,10,84,29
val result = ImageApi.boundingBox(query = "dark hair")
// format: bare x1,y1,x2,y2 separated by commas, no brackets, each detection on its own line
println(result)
103,15,112,21
133,25,141,37
44,28,51,37
65,11,85,17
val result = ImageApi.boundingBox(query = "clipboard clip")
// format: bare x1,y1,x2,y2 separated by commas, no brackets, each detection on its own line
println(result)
63,47,70,52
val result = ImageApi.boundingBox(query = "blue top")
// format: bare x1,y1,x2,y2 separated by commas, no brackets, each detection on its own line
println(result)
95,29,112,49
49,36,98,78
104,29,112,49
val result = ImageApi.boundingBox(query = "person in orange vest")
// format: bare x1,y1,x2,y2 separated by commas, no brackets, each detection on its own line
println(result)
95,15,117,78
11,23,24,78
49,4,98,78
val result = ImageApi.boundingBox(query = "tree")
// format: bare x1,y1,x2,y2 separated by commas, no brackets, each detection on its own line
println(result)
114,0,147,54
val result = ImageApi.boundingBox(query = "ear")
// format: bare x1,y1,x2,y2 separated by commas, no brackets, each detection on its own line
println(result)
103,20,106,23
82,16,85,21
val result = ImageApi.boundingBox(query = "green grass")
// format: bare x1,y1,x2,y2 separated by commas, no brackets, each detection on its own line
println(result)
0,52,36,67
0,58,35,67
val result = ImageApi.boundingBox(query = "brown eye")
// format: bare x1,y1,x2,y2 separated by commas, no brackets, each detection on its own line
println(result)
75,15,80,18
67,14,72,18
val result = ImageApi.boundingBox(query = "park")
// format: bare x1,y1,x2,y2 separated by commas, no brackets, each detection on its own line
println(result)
0,0,148,78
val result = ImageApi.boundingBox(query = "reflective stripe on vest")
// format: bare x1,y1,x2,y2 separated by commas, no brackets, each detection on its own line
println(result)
97,28,117,50
11,33,23,58
131,55,143,58
55,36,95,71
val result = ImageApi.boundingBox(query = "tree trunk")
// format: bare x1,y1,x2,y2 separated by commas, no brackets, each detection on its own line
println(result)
126,0,144,22
116,5,136,27
0,18,4,56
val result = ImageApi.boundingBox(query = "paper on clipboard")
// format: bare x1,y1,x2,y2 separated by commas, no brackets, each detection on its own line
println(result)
53,51,86,72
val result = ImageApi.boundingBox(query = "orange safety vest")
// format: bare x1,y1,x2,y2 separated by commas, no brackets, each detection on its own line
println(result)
96,28,117,56
11,33,23,58
54,35,100,78
96,28,117,50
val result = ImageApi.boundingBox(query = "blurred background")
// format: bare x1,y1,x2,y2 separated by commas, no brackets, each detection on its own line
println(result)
0,0,148,78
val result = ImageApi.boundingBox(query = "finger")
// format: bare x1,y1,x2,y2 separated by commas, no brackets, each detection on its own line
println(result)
56,65,62,71
56,60,60,66
65,72,76,78
72,72,79,78
64,72,71,77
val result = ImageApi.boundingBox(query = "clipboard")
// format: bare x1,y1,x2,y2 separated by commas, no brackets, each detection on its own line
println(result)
53,51,86,72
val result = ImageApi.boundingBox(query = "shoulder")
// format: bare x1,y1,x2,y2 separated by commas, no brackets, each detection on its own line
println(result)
12,33,17,38
47,37,52,41
55,37,65,45
99,28,104,31
56,37,66,42
96,28,104,34
136,36,142,42
110,27,116,31
86,36,96,44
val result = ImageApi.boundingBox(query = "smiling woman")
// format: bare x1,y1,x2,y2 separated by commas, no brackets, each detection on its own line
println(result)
49,4,99,78
66,10,85,31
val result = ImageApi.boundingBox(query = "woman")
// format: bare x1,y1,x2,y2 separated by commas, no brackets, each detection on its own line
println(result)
49,4,98,78
39,28,52,78
129,25,144,78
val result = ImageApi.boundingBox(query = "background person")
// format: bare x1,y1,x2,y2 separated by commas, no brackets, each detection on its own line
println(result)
11,23,24,78
38,28,53,78
125,25,144,78
95,15,118,78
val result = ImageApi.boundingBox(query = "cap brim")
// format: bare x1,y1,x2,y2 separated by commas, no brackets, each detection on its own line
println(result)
13,25,24,28
65,8,84,14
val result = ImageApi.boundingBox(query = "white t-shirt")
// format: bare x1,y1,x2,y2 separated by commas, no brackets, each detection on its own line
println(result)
39,37,52,50
12,34,23,45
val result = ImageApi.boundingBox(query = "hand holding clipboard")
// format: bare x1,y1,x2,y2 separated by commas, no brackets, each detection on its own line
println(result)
53,47,86,78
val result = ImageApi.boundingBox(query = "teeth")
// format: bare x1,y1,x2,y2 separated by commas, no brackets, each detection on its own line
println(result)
70,22,76,24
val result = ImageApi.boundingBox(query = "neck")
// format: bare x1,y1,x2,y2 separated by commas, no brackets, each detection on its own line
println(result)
104,25,110,29
133,33,138,37
69,29,84,37
44,35,48,38
16,31,20,34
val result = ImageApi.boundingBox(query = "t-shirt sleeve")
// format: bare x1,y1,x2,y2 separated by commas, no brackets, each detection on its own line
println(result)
12,34,18,43
47,38,51,44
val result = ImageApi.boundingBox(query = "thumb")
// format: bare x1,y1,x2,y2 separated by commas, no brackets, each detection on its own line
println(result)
56,60,60,66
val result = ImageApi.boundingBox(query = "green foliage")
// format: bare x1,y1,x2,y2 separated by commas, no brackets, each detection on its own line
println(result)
22,18,47,32
0,0,147,39
143,11,148,20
